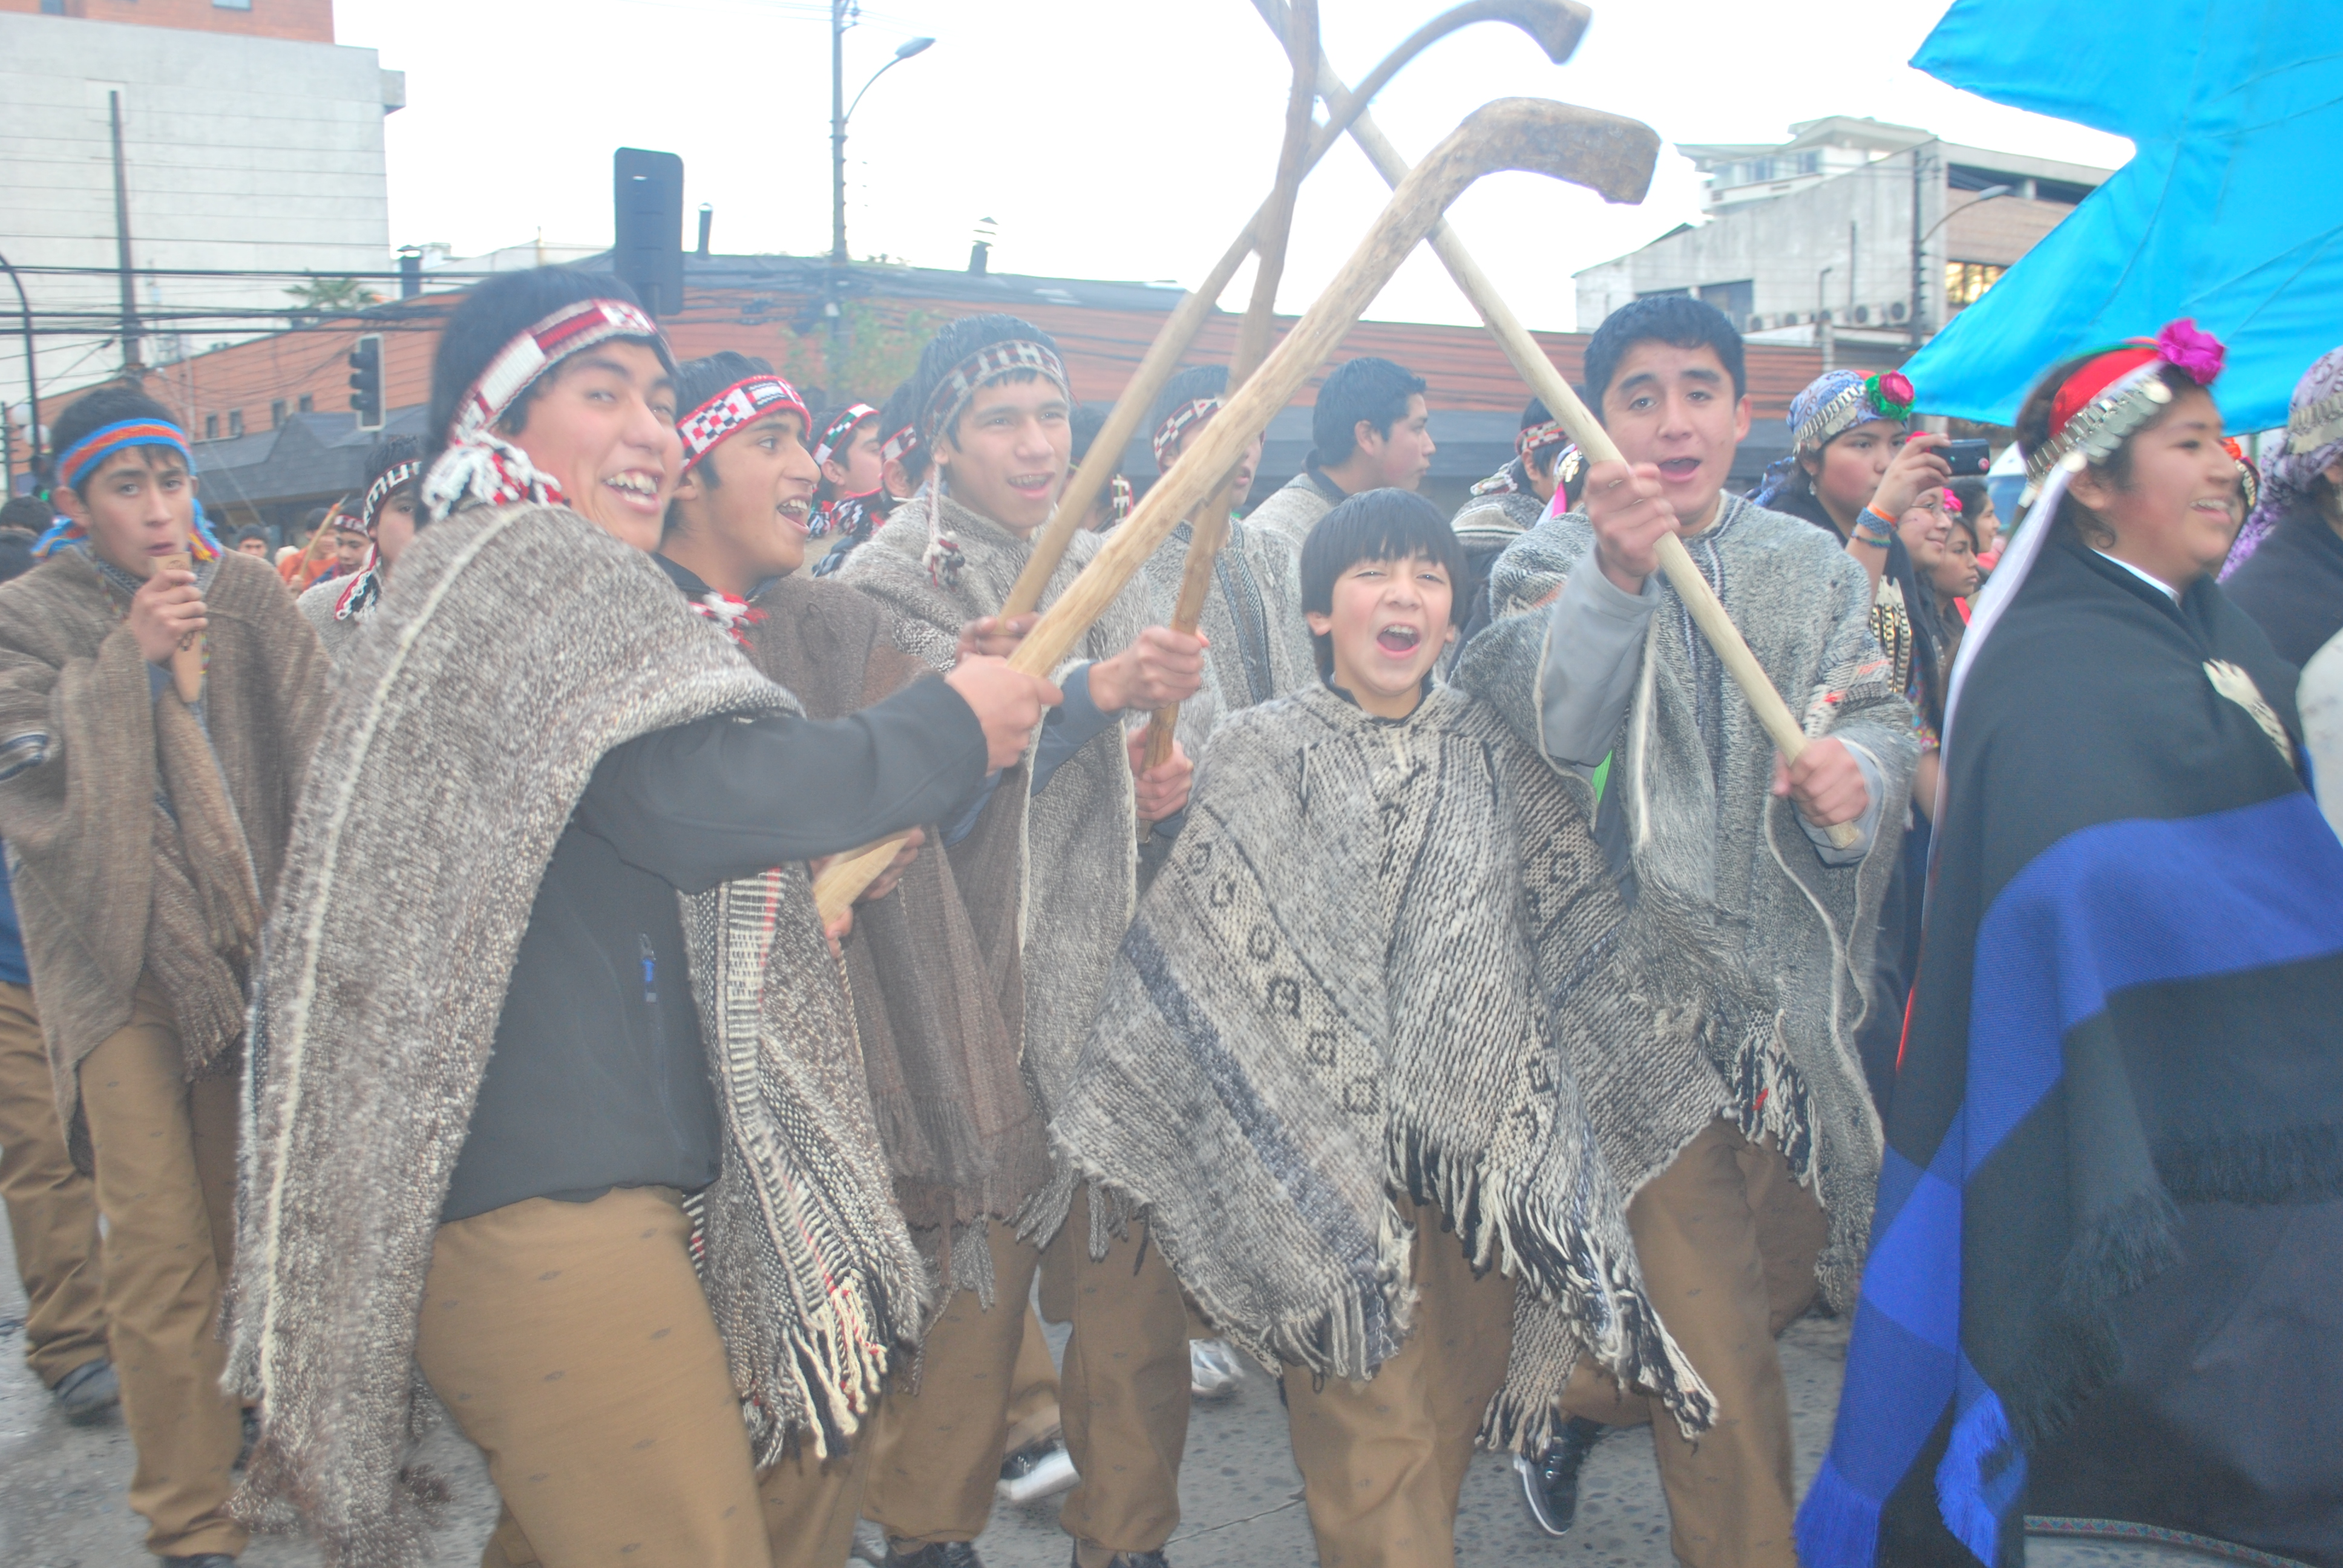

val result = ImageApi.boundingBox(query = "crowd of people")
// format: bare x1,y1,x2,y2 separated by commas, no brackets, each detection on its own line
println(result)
0,266,2335,1568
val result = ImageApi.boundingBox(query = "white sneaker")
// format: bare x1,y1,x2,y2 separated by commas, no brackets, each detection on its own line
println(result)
1188,1339,1243,1400
998,1441,1080,1503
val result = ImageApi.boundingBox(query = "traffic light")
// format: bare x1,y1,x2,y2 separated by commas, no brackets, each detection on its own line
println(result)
614,148,685,318
349,333,384,431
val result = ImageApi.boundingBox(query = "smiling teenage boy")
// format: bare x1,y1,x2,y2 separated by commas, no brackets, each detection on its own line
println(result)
840,314,1205,1568
1474,295,1915,1567
0,382,330,1567
1245,356,1437,551
1049,488,1732,1568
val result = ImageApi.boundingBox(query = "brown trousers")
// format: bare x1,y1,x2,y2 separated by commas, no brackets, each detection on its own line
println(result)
1558,1117,1827,1568
1281,1199,1516,1568
0,979,107,1385
76,979,244,1558
867,1191,1190,1557
423,1185,874,1568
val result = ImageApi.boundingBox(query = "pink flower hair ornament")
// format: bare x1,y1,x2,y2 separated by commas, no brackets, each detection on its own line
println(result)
2154,318,2226,385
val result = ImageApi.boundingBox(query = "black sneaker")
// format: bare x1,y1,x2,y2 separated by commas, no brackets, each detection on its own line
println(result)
1069,1550,1169,1568
1513,1416,1607,1537
51,1357,119,1425
881,1542,983,1568
160,1557,238,1567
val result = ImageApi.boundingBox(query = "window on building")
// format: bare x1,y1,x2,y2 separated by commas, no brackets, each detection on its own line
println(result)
1947,261,2006,309
270,399,287,429
297,393,313,413
228,410,244,438
1699,280,1755,322
40,0,65,13
205,414,219,440
215,0,255,10
2034,177,2094,206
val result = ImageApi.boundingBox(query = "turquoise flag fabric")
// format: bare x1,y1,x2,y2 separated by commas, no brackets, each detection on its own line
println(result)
1902,0,2343,433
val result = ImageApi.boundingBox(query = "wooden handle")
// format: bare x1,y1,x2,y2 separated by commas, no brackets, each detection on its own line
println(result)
816,101,1631,914
813,834,912,926
1256,27,1860,851
156,548,205,705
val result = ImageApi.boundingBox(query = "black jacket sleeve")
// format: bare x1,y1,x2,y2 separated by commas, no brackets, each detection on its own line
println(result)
573,674,988,893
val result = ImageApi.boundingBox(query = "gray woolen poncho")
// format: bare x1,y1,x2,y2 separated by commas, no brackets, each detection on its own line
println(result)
1046,682,1778,1452
1471,494,1916,1308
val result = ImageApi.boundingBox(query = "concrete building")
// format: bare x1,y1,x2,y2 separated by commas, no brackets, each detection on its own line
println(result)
1575,117,2108,367
0,0,400,483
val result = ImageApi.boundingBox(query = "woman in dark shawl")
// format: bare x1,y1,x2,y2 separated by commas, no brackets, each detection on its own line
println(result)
1799,320,2343,1568
2220,344,2343,666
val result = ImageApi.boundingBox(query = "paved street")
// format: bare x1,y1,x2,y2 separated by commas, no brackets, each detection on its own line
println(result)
0,1221,2223,1568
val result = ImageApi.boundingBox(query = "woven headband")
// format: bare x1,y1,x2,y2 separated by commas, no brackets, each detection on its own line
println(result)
358,460,422,535
1152,397,1221,469
59,419,192,491
919,339,1069,447
2023,319,2227,495
2290,384,2343,456
1515,419,1567,460
1793,372,1916,455
880,423,920,466
678,376,811,475
813,403,878,467
450,298,665,445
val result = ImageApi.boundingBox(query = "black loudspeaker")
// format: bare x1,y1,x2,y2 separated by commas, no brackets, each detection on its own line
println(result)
613,148,685,318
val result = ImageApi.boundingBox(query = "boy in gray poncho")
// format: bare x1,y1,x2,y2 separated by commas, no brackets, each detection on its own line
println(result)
1465,295,1915,1567
1049,488,1739,1568
1243,356,1437,552
838,313,1208,1568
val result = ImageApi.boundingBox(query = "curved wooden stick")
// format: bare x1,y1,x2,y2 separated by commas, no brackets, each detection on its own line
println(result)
1138,0,1319,786
815,98,1660,913
999,1,1588,620
156,546,205,704
1256,1,1861,851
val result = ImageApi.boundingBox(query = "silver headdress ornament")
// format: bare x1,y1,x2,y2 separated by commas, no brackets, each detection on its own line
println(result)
2290,384,2343,455
2019,367,2173,506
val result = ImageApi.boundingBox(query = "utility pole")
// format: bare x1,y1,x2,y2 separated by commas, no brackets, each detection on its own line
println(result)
1908,140,1932,351
830,0,850,264
109,91,145,377
0,249,40,488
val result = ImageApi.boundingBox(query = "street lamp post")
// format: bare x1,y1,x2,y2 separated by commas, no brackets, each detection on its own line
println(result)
1909,163,2014,348
830,12,934,265
0,249,41,492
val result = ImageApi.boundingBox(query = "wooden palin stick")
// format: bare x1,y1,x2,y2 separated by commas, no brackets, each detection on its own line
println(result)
997,0,1593,622
1136,0,1320,790
812,97,1662,915
1258,2,1861,850
156,546,204,703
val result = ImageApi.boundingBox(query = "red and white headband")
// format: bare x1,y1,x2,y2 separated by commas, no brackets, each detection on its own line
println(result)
1515,419,1567,459
919,339,1069,447
358,460,422,535
1152,397,1221,469
448,298,665,445
678,374,811,474
813,403,877,467
880,423,920,466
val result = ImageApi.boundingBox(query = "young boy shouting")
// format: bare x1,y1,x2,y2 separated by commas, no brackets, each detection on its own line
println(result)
1049,488,1737,1568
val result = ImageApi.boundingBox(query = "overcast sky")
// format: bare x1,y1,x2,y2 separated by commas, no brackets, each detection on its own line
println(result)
333,0,2134,332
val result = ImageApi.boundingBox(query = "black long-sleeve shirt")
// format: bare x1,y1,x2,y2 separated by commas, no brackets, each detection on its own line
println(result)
441,676,988,1223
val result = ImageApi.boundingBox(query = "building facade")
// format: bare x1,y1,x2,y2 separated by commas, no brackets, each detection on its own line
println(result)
1575,117,2108,368
1,0,399,487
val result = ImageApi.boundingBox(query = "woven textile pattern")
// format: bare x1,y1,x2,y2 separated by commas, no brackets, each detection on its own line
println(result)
224,501,919,1566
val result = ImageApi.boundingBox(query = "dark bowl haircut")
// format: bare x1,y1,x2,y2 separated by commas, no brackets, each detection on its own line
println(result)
364,433,426,492
1311,357,1426,466
1581,295,1748,412
1299,488,1469,674
0,496,57,535
48,382,188,496
913,313,1064,450
424,269,671,466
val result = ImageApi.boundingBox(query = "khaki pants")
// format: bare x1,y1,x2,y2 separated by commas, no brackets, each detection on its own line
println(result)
76,979,244,1558
1558,1117,1827,1568
0,980,107,1386
1002,1304,1063,1455
489,1445,871,1568
1281,1199,1516,1568
1044,1184,1194,1559
863,1225,1048,1546
419,1185,802,1568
